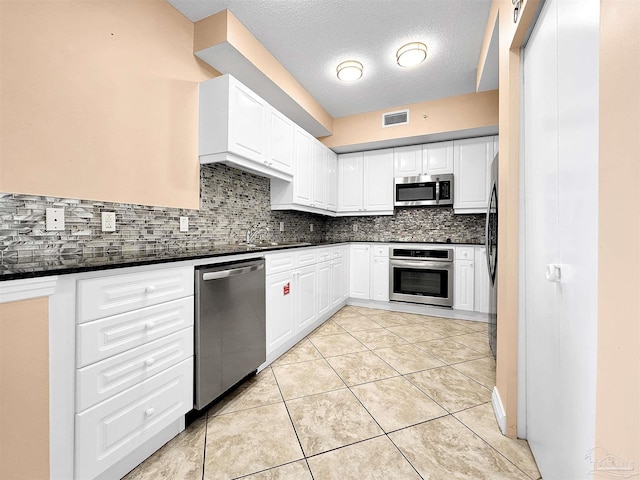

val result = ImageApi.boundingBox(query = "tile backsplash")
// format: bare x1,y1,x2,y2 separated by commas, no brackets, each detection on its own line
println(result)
0,163,484,270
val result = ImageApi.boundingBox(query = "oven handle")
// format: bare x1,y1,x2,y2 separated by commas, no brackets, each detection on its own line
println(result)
389,259,453,269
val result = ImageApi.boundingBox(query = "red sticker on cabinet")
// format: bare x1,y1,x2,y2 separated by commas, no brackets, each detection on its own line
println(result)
283,283,290,295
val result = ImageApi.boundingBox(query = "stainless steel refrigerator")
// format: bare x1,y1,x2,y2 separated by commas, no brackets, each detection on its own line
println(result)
486,153,498,358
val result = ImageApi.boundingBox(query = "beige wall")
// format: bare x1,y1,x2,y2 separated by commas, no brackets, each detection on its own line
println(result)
595,0,639,467
320,90,498,150
0,0,215,209
194,10,333,135
0,298,50,480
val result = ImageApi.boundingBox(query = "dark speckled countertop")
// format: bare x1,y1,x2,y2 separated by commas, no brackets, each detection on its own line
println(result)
0,240,483,281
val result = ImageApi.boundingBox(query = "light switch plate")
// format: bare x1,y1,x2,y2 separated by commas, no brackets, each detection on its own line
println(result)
310,224,314,232
279,222,284,232
101,212,116,232
46,208,65,231
179,216,189,232
353,224,358,232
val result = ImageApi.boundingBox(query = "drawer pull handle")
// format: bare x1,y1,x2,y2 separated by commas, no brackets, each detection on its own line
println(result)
145,321,155,330
145,408,155,418
145,358,155,367
145,285,156,294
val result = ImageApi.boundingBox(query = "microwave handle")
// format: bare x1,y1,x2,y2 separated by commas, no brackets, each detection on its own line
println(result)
435,180,440,204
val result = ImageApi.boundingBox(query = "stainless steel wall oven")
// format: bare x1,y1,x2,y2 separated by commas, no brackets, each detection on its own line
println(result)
389,246,454,307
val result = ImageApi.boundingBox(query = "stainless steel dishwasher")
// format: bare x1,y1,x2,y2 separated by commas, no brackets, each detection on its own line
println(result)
194,258,266,410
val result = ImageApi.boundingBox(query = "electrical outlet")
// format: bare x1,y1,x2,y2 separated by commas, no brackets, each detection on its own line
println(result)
179,216,189,232
46,207,65,231
353,224,358,232
279,222,284,232
310,224,314,232
101,212,116,232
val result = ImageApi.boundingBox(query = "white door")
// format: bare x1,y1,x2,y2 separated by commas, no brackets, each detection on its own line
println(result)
522,0,599,477
363,149,394,212
453,137,493,212
330,258,343,307
393,145,422,177
338,153,363,212
312,141,327,209
292,127,312,206
295,265,317,332
370,257,389,302
349,244,370,299
265,271,295,354
229,81,267,163
267,108,293,175
423,141,453,175
453,260,474,311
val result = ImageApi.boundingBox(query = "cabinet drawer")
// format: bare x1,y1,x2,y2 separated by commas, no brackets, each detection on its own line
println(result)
77,297,194,367
455,246,475,260
316,248,331,263
331,247,344,259
295,250,317,267
77,266,193,323
75,358,193,480
76,328,193,412
371,244,389,257
265,252,295,274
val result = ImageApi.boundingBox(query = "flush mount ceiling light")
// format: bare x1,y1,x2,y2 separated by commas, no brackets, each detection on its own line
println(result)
396,42,427,68
336,60,363,82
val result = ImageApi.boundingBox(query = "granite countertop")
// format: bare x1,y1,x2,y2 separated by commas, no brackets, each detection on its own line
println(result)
0,240,483,281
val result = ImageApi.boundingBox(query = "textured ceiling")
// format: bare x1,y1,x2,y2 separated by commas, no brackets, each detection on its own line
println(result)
167,0,493,118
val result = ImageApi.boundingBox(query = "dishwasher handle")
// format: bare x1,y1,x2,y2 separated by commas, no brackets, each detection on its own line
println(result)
202,263,264,281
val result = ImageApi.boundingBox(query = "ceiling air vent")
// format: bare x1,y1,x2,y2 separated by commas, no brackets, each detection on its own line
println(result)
382,109,409,128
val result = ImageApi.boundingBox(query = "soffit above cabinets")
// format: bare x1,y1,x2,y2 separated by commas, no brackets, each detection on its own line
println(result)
167,0,493,119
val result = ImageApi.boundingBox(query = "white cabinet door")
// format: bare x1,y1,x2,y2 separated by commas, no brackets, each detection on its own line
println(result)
474,247,489,314
493,135,499,155
293,127,313,206
312,141,327,209
370,257,390,302
454,260,475,311
453,137,493,213
341,247,350,301
423,141,454,175
267,108,294,176
338,153,364,212
331,258,344,307
317,261,332,318
393,145,422,177
326,150,338,211
296,265,317,332
228,79,268,163
266,271,296,354
349,244,371,299
363,149,394,212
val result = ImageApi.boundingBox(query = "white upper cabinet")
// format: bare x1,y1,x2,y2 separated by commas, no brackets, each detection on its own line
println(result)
326,150,338,211
267,108,294,176
338,150,393,216
393,142,453,177
363,149,394,212
199,74,292,181
292,127,313,206
453,136,494,213
312,141,327,209
338,152,364,212
423,141,454,175
393,145,423,177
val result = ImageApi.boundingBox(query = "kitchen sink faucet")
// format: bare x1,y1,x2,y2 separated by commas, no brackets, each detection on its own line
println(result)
245,223,269,244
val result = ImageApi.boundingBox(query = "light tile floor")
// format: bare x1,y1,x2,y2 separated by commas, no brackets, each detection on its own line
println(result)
124,306,540,480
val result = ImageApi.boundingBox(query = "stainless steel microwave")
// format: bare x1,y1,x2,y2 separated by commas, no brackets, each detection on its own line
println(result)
394,174,454,207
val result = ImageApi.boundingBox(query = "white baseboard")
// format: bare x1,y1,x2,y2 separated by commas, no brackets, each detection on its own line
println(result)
492,386,507,435
346,298,489,323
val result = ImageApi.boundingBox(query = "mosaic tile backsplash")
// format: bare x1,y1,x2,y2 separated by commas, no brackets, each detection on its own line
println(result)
0,163,483,271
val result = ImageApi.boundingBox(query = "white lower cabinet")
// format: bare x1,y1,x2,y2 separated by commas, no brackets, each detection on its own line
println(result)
349,244,371,299
317,261,332,318
75,359,193,480
371,256,390,302
265,269,296,354
296,265,318,332
474,247,490,314
454,260,475,311
74,265,194,480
